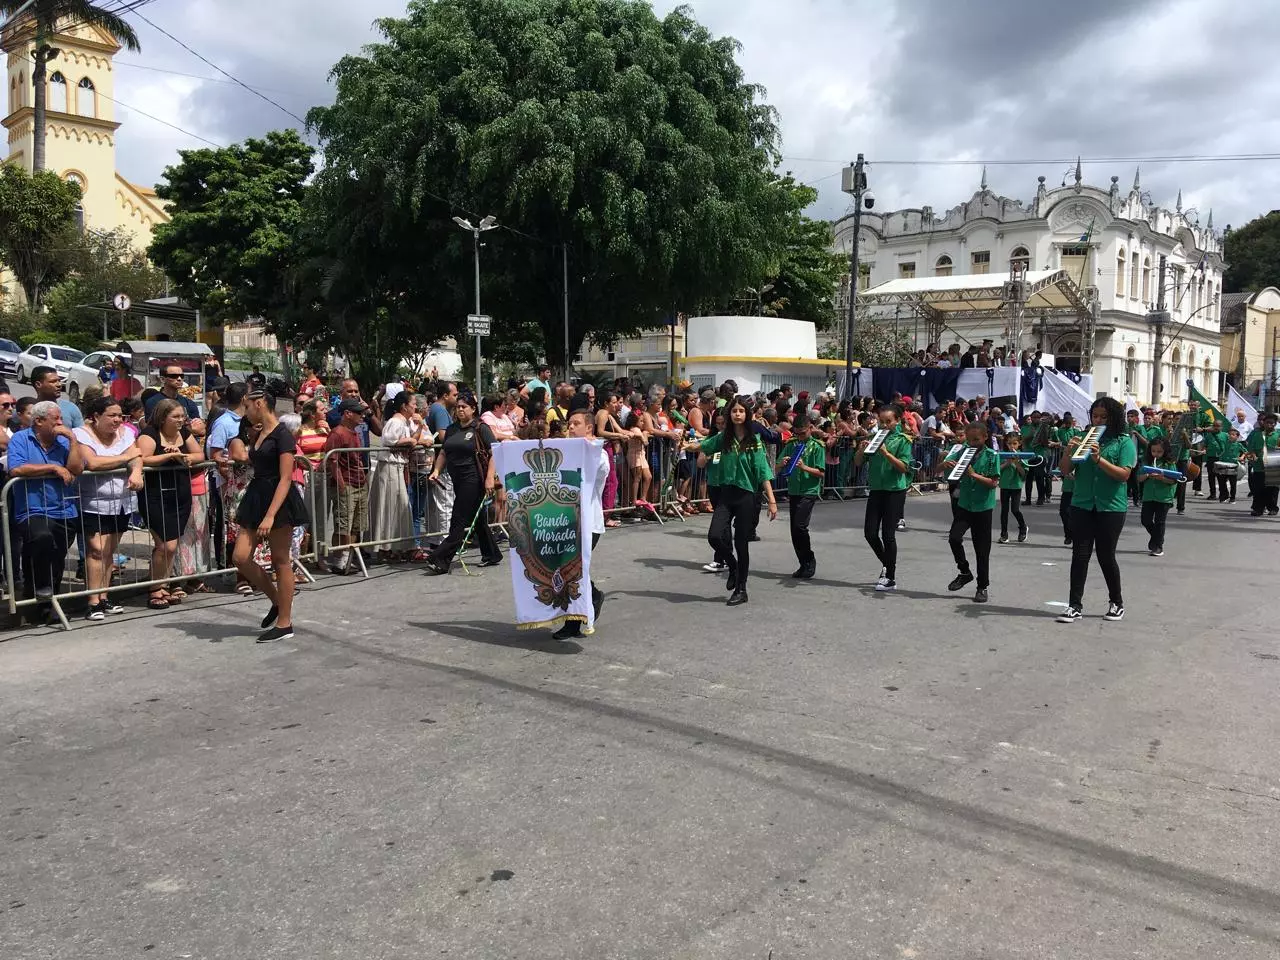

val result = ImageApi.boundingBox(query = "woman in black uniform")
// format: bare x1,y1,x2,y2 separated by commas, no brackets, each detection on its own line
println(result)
137,398,204,609
424,394,502,574
233,385,310,643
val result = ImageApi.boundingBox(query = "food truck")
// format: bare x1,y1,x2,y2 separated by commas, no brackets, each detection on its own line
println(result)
112,340,214,397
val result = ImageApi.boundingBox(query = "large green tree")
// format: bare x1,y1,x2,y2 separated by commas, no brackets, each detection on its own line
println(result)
0,163,81,308
753,178,845,327
0,2,140,171
307,0,792,366
148,129,314,323
1224,212,1280,294
43,227,168,343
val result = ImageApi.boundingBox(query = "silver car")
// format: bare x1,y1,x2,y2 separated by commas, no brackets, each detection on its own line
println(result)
0,338,19,376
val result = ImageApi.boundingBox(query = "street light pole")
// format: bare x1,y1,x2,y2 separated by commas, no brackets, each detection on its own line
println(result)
841,154,868,401
453,215,498,392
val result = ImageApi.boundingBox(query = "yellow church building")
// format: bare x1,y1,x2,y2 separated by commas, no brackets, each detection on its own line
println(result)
1,15,168,252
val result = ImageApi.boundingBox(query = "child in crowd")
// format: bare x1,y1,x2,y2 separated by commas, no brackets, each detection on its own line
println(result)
778,416,825,579
942,421,1000,603
998,432,1029,544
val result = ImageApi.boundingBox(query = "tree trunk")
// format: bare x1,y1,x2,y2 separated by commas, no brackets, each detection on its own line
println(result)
32,43,47,172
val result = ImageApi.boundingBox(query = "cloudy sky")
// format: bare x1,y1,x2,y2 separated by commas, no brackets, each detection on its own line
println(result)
109,0,1279,233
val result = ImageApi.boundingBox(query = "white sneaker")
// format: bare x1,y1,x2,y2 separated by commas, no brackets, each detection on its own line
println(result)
897,519,907,530
702,561,727,573
875,578,896,592
1056,605,1083,623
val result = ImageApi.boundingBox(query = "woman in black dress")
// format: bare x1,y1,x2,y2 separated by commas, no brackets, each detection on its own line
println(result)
424,394,502,575
233,386,310,643
136,398,204,609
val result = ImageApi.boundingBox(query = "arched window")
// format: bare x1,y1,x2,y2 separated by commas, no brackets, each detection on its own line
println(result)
1010,246,1031,271
1203,358,1213,395
48,71,67,113
1190,280,1199,315
17,71,25,107
1142,257,1152,302
1115,248,1126,297
1171,347,1183,400
76,77,95,118
1129,251,1139,299
934,255,952,277
1124,345,1137,395
8,78,14,114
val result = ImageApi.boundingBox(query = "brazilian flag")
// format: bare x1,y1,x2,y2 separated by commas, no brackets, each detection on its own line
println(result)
1186,380,1227,427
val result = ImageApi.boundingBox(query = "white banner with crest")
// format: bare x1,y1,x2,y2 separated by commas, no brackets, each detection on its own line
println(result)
493,438,600,632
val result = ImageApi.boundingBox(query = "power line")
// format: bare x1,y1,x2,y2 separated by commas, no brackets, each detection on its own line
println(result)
114,59,301,96
783,152,1280,167
130,10,308,127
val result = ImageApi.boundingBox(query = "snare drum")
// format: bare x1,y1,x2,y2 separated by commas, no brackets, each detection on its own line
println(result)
1264,451,1280,488
1212,460,1237,476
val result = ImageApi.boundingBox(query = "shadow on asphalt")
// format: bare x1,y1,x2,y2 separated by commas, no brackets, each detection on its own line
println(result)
409,619,582,655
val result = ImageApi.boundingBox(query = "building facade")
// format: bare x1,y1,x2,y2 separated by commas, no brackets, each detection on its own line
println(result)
833,164,1226,406
574,323,687,386
1219,287,1280,407
2,16,167,254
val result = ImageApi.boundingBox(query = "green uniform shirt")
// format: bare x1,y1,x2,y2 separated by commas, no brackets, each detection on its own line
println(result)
780,437,825,497
1202,430,1227,459
699,431,770,494
1140,458,1179,505
1221,439,1246,463
1128,423,1149,453
1246,428,1279,473
949,445,1000,512
999,456,1027,490
866,426,913,492
1056,428,1080,492
706,449,723,487
1070,434,1137,512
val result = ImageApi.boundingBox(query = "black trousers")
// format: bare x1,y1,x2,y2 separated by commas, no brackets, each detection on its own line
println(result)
1127,470,1141,505
1023,463,1048,503
559,533,604,637
947,482,960,521
209,485,226,570
1203,458,1219,498
949,507,992,588
428,478,500,567
1175,473,1186,512
864,489,907,579
707,486,730,566
1249,472,1280,514
789,494,818,565
1059,490,1073,539
18,514,74,600
999,489,1026,537
1218,471,1238,502
708,485,755,587
1191,456,1205,493
1140,501,1170,551
1068,507,1125,608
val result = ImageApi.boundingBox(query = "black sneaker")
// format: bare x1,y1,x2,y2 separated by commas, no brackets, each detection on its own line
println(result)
875,577,896,592
948,572,975,592
727,589,749,606
552,621,581,640
85,602,106,622
998,534,1009,544
256,625,294,643
1149,548,1164,557
1056,605,1083,624
726,570,738,592
791,567,807,579
1064,536,1073,545
798,563,815,580
261,604,278,629
974,587,988,603
102,599,125,615
1104,602,1125,621
1017,530,1028,543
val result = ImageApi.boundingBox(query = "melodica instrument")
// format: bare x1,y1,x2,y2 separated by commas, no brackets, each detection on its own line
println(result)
1139,464,1187,483
1070,425,1105,462
862,427,891,455
998,451,1044,467
946,444,979,482
779,441,807,478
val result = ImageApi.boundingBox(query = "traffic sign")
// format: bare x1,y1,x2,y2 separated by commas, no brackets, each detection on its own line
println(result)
467,314,491,337
113,292,131,312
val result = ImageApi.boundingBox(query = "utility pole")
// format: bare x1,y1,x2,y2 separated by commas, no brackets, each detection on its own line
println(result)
840,154,869,401
453,215,498,391
1148,254,1169,405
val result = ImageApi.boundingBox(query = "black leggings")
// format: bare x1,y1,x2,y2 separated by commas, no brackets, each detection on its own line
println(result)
999,489,1025,537
1249,472,1279,513
864,489,907,579
1059,491,1073,538
708,485,756,587
1140,501,1170,551
1024,463,1048,502
1218,472,1237,501
949,507,992,588
1068,507,1125,608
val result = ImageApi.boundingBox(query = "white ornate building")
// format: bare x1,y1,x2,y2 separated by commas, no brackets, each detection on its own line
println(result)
833,162,1226,406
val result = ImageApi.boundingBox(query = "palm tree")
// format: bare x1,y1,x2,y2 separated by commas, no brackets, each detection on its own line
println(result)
0,1,140,171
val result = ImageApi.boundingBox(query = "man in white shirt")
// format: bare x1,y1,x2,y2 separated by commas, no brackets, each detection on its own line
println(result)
552,408,610,640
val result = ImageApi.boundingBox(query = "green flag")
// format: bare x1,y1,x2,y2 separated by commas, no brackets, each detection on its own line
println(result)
1186,380,1226,425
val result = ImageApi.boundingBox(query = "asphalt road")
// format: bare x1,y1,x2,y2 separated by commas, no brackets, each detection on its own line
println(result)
4,492,1280,959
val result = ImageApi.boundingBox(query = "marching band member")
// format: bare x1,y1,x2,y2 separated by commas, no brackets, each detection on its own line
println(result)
549,407,611,640
1219,427,1246,503
778,416,826,580
1054,413,1079,544
1056,397,1135,624
683,396,777,606
1138,436,1179,557
998,432,1029,544
854,403,912,592
942,421,1000,603
1125,408,1147,506
1246,411,1280,517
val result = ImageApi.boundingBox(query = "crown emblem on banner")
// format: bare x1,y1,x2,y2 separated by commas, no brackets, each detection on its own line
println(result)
524,444,564,478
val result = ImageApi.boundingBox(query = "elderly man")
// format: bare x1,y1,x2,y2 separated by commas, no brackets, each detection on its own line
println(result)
1233,407,1254,440
7,401,83,612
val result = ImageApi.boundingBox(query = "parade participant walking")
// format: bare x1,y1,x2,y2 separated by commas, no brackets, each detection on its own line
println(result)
682,396,777,606
1055,414,1080,544
997,432,1029,544
1056,397,1135,624
234,385,310,642
1246,412,1280,516
1218,428,1246,503
1139,436,1179,557
854,403,912,592
942,421,1000,603
778,416,825,579
424,394,503,575
549,408,612,640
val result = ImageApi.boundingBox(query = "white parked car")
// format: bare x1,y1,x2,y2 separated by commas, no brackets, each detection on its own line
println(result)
65,349,131,403
16,343,86,386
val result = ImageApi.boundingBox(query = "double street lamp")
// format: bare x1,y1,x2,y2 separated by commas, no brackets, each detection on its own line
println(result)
453,215,499,392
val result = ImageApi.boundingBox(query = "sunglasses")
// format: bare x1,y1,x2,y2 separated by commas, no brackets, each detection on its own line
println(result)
164,373,184,379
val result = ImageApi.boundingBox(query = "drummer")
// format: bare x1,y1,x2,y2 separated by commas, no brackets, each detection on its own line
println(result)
1246,412,1280,517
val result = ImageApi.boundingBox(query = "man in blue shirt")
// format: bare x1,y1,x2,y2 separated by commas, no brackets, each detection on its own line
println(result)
31,365,83,430
8,400,83,608
143,363,203,428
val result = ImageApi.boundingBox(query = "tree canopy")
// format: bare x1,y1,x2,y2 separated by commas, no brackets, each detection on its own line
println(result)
147,129,314,323
305,0,794,365
1224,211,1280,294
0,164,82,308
